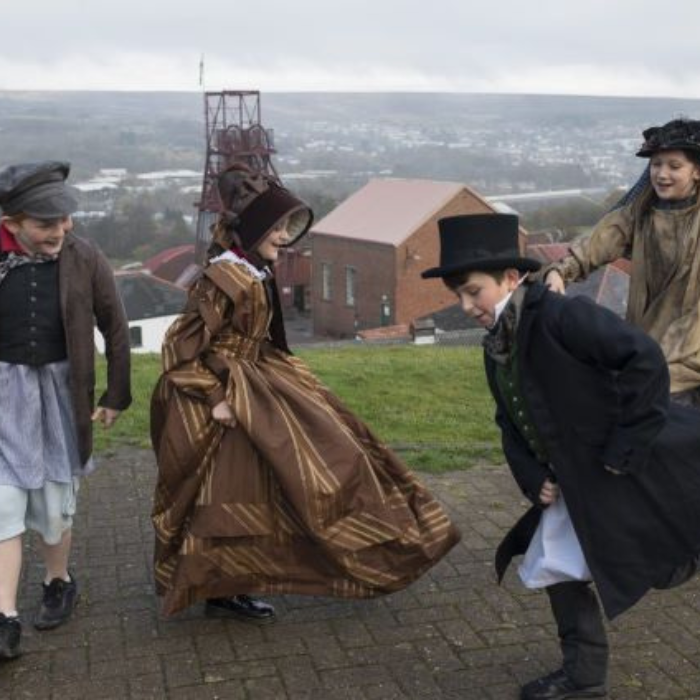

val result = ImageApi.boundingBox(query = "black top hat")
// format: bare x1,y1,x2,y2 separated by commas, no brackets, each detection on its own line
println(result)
0,161,78,219
636,118,700,158
421,213,541,279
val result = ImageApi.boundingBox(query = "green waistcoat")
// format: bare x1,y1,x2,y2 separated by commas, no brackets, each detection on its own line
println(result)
494,347,549,464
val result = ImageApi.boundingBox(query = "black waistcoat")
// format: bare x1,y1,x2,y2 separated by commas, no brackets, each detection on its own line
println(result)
0,261,67,365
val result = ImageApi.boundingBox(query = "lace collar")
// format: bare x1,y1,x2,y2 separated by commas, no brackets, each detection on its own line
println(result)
209,249,270,280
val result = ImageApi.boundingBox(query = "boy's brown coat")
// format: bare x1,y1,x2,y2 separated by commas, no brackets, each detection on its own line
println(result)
58,235,132,464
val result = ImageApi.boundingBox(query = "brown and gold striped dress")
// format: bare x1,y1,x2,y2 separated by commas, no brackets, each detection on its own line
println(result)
151,256,460,615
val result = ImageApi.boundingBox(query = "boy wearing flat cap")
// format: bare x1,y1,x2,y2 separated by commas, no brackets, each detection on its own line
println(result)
423,213,700,699
0,162,131,661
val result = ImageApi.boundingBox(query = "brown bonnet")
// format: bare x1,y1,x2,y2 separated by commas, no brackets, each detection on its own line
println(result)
213,164,313,254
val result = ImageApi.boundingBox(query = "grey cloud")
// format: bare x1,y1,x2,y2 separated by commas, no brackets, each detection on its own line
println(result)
1,0,699,94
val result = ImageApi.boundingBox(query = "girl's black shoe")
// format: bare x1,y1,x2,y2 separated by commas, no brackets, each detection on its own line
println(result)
205,595,276,624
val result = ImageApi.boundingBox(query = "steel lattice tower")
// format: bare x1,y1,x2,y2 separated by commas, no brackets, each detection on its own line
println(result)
194,91,279,262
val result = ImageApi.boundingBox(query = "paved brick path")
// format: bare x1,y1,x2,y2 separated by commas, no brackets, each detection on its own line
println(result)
3,448,700,699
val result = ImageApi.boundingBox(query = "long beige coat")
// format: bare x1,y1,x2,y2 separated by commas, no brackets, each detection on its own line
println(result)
551,201,700,393
150,258,460,615
58,235,132,464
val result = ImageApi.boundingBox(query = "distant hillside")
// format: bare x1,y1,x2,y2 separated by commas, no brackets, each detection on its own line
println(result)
1,90,698,195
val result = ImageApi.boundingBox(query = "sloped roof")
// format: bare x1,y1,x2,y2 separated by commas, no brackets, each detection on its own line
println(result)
574,266,629,316
114,271,188,322
418,303,482,332
143,244,195,273
527,241,631,275
312,178,487,246
527,243,629,316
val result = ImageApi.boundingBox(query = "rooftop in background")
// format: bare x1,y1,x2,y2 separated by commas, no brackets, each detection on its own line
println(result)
142,244,196,287
528,242,630,316
136,169,201,181
528,242,631,275
418,302,483,333
311,178,480,246
113,271,187,322
487,187,610,203
486,187,612,214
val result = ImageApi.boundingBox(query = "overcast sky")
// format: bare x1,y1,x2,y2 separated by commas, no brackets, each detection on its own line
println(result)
2,0,699,97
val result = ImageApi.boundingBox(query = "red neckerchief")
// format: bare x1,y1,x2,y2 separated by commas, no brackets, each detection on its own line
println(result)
230,245,252,262
0,223,25,254
230,245,270,273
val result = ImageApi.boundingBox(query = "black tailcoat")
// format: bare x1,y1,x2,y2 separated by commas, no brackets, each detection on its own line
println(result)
490,283,700,619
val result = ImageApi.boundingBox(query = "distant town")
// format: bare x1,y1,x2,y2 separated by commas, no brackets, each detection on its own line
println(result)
1,90,699,227
1,90,698,344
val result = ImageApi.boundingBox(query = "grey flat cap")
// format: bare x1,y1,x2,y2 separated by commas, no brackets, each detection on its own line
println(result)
0,161,78,219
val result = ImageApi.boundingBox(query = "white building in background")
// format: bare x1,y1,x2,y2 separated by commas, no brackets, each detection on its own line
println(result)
73,168,128,192
94,271,187,354
134,169,202,193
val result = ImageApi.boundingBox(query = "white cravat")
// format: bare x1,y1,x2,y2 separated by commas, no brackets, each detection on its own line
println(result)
491,273,529,326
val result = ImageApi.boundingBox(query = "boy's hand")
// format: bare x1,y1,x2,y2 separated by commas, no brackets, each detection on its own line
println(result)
212,400,237,428
91,407,121,429
544,269,565,294
604,464,626,476
539,478,560,505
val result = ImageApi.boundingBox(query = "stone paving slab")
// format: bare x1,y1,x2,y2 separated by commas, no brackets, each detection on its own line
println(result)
2,447,700,699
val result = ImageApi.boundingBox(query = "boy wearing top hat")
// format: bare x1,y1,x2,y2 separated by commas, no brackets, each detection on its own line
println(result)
0,162,131,661
422,213,700,699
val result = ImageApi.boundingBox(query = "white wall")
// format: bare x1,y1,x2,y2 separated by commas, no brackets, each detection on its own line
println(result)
94,315,179,354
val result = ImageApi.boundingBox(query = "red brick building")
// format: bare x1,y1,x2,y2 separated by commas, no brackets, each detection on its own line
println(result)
311,178,526,337
275,247,312,312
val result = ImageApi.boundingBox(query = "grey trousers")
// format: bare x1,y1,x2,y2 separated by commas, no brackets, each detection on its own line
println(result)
546,581,609,687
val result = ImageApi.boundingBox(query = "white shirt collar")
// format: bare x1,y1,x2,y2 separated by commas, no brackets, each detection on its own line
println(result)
491,273,529,326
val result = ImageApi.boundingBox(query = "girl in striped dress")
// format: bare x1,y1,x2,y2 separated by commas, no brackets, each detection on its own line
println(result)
150,164,460,620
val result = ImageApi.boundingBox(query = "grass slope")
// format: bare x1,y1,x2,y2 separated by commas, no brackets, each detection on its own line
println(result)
95,345,502,472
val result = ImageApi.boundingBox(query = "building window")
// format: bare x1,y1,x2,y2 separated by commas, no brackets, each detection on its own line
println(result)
345,266,356,307
321,263,333,301
129,326,143,348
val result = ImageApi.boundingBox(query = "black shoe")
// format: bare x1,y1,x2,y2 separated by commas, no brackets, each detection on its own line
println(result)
521,669,607,700
34,572,78,631
0,614,21,661
205,595,276,625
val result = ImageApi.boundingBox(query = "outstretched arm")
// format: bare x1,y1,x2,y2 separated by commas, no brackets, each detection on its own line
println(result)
542,207,635,292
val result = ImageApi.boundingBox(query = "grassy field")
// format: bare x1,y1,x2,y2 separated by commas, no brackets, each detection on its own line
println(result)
95,345,502,472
